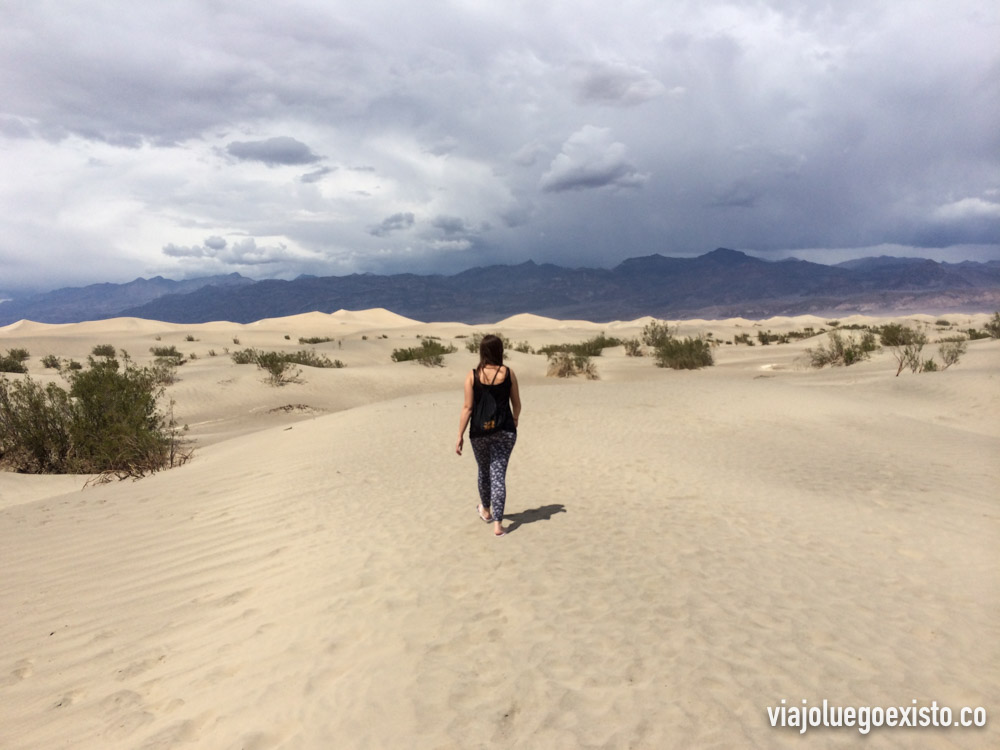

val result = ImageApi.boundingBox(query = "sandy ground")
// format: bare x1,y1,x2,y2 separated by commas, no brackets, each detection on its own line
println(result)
0,310,997,749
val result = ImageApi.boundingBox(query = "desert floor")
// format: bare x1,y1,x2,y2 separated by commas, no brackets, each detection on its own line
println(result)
1,310,998,749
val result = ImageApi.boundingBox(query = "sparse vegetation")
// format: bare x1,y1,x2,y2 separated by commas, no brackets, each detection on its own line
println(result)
536,333,623,358
938,339,967,370
230,348,344,384
806,330,877,368
91,344,116,358
623,338,643,357
546,351,598,379
653,337,714,370
391,339,457,366
299,336,334,344
0,352,190,476
641,320,674,348
985,312,1000,339
42,354,61,369
464,331,512,353
0,348,30,374
879,325,929,376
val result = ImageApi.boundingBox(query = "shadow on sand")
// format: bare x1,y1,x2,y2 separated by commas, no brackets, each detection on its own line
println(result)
503,504,566,534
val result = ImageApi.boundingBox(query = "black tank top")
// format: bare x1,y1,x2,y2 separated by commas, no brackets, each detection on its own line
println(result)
470,366,516,437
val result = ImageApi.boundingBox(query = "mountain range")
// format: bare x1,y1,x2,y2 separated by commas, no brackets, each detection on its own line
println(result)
2,249,999,325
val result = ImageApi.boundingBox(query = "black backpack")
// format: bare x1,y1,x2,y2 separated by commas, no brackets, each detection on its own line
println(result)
472,367,503,433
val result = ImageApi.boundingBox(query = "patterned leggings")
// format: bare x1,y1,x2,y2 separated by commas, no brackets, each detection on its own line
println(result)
470,430,517,522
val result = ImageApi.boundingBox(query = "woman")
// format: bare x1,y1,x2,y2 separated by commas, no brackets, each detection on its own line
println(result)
455,335,521,537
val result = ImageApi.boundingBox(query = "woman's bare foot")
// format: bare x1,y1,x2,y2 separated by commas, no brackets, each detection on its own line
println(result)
493,521,506,536
478,504,492,522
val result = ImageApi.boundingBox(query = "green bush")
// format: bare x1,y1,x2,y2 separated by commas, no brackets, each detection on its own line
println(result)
879,326,928,376
91,344,116,358
464,331,512,353
42,354,61,369
623,338,643,357
546,351,598,379
392,339,457,366
0,348,30,373
939,340,967,369
985,312,1000,339
806,330,874,368
641,320,673,348
255,352,301,386
536,333,623,358
231,348,343,384
0,353,189,476
654,337,713,370
298,336,334,344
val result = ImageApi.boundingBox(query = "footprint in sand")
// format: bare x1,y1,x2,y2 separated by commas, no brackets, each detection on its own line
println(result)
52,689,84,709
114,653,167,681
3,658,34,686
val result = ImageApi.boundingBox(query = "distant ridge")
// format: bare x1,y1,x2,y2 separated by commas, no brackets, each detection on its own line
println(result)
2,251,999,325
0,273,253,326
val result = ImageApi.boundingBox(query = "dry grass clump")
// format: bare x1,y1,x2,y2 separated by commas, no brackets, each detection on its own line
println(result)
546,351,598,379
391,339,457,367
806,330,877,368
230,348,345,385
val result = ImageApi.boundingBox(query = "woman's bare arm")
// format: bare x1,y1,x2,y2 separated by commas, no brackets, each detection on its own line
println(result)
455,370,475,455
509,369,521,427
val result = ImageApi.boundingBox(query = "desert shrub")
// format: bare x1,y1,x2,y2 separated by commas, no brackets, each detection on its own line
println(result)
233,337,241,345
513,341,532,353
806,330,874,368
42,354,61,369
935,319,951,327
65,359,82,371
282,349,342,368
654,337,713,370
623,338,643,357
230,348,258,365
464,331,512,353
91,344,116,358
392,339,457,366
879,326,928,376
733,333,753,345
827,320,840,328
546,351,598,379
299,336,334,344
149,345,186,364
0,353,189,476
536,334,622,358
284,334,291,340
985,312,1000,339
641,320,673,348
231,348,342,383
0,349,29,374
255,351,302,386
938,339,967,369
185,334,197,342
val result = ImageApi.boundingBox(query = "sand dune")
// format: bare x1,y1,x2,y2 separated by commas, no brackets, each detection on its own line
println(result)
1,311,997,749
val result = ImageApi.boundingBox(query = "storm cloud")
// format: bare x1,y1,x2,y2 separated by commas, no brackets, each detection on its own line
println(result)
0,0,997,291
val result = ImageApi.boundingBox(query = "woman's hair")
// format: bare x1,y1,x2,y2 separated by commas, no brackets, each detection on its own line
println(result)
478,334,504,370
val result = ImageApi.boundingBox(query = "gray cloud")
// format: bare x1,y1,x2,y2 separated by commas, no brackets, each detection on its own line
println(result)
300,166,335,183
370,212,415,237
0,0,997,290
573,62,666,106
226,137,322,167
540,126,649,193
